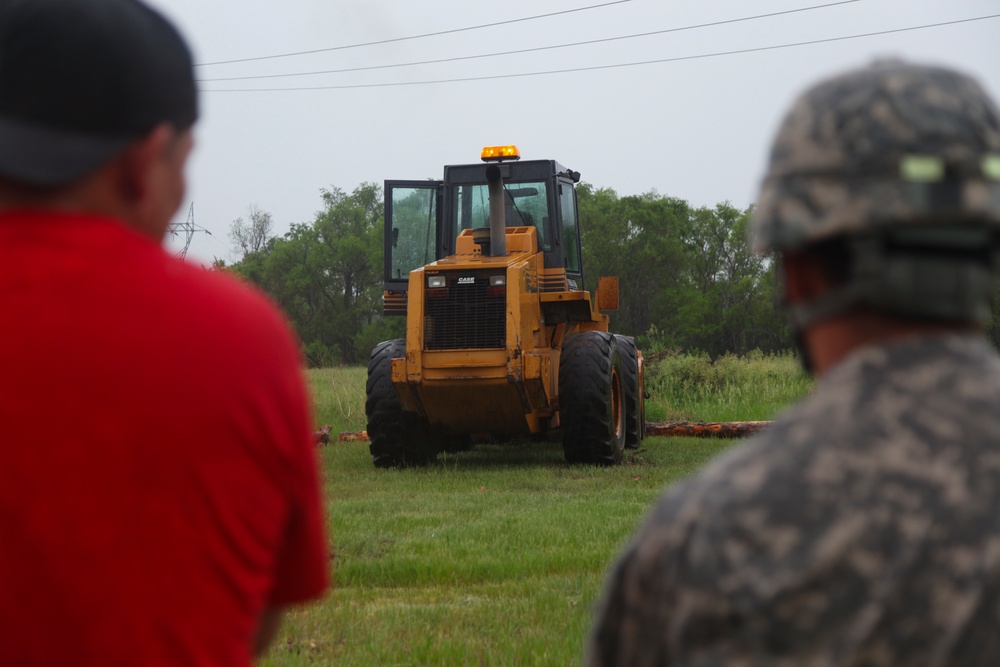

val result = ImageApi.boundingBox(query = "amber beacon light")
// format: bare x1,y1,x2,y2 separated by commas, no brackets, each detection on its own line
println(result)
481,145,521,162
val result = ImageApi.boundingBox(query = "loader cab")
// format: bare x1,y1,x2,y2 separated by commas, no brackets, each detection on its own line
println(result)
383,147,584,309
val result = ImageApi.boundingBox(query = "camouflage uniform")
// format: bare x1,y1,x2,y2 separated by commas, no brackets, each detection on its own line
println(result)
589,333,1000,666
588,61,1000,666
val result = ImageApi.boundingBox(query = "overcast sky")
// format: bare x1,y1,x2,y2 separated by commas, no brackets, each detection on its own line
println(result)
143,0,1000,265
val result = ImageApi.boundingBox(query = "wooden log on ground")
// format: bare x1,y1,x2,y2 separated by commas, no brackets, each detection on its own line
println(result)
331,422,771,443
314,425,332,445
645,421,771,439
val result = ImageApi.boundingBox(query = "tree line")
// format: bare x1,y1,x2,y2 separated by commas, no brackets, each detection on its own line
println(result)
218,184,396,367
576,185,788,358
217,182,1000,367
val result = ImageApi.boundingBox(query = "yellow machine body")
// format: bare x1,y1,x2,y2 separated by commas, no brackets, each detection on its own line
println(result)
390,226,611,437
370,149,641,466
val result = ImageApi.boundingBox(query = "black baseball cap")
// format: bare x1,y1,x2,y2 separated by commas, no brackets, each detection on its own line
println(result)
0,0,198,186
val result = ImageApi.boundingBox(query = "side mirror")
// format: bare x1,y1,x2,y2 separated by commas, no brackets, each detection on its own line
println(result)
597,276,619,311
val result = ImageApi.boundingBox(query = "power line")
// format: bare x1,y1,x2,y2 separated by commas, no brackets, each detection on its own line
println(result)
198,0,859,83
195,0,635,67
201,14,1000,93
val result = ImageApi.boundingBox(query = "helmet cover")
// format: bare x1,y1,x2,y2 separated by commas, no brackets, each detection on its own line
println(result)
753,59,1000,253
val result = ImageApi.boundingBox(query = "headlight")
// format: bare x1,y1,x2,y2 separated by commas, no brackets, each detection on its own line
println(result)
427,275,446,289
489,274,506,287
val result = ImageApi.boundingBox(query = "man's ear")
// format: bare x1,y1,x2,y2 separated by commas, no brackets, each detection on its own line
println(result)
115,124,174,203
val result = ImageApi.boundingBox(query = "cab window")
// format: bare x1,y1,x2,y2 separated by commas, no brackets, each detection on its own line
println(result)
560,182,581,274
452,181,550,250
389,186,437,280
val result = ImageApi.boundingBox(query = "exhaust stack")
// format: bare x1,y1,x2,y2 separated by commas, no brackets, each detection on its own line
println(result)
485,164,507,258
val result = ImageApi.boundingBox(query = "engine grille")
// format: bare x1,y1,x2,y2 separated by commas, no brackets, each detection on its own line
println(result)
424,271,506,350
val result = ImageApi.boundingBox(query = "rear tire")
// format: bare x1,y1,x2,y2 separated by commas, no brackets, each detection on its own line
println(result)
615,334,644,450
365,339,437,468
559,331,626,465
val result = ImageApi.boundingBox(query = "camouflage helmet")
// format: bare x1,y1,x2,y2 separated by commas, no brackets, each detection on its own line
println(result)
753,59,1000,254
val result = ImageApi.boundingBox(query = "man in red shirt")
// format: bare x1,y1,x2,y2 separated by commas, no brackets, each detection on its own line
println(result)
0,1,329,664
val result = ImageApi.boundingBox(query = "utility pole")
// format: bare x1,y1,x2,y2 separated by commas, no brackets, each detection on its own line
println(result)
167,202,212,259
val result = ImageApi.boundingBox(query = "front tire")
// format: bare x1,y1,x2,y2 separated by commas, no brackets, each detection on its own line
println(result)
365,339,437,468
559,331,626,465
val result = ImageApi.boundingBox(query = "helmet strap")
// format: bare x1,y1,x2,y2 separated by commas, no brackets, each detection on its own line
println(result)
787,232,996,331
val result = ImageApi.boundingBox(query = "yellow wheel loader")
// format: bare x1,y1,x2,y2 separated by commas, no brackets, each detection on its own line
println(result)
367,146,644,467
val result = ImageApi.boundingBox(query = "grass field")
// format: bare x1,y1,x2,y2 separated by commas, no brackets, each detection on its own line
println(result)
261,353,810,666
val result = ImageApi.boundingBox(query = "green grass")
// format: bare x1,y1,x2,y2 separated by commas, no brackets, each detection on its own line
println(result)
645,349,812,422
308,367,368,433
262,354,811,666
